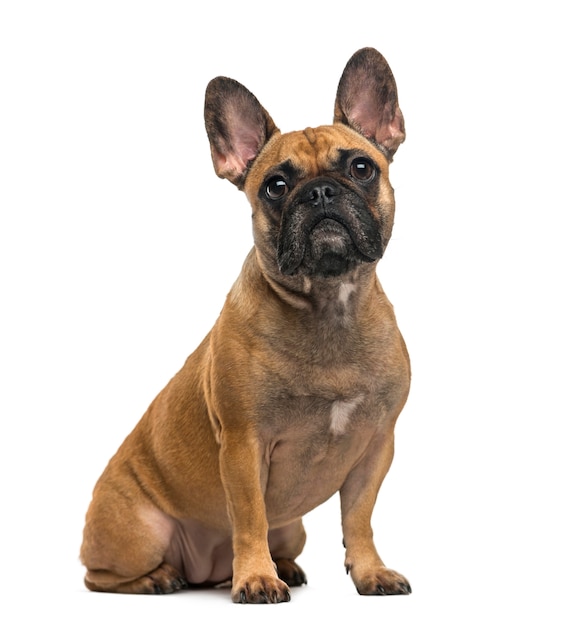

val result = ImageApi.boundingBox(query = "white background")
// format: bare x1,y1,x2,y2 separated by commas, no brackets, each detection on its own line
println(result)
1,1,577,624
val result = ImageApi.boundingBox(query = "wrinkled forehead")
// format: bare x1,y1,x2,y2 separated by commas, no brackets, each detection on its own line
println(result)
246,124,388,187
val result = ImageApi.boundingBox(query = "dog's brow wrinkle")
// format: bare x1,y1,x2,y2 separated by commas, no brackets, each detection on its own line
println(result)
303,127,317,144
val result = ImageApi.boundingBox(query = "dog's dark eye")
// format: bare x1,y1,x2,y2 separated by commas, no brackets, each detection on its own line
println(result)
265,176,289,200
350,157,375,182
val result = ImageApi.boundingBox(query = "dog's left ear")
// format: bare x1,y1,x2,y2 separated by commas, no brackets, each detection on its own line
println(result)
205,77,279,189
334,48,405,161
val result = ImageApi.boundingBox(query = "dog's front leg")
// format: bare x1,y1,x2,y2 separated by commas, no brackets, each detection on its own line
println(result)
219,429,291,603
340,429,412,596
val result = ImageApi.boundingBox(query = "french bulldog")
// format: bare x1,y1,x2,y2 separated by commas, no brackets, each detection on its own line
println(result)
81,47,411,604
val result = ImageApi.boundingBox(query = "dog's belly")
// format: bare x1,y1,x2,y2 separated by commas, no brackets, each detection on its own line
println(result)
159,516,307,586
163,517,234,585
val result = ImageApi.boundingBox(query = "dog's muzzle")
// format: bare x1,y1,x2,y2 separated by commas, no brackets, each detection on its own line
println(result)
276,177,384,276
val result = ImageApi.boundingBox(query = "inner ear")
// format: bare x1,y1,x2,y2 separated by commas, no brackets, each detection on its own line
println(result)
205,77,279,188
334,48,405,161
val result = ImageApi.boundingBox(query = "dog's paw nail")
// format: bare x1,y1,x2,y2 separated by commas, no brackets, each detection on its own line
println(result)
172,577,188,591
239,590,247,604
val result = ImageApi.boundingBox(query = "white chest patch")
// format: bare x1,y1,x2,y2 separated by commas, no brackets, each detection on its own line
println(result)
329,395,363,435
338,282,356,306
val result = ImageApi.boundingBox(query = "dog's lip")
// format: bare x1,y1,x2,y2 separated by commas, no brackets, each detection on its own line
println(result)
308,210,351,233
311,216,349,233
309,217,351,243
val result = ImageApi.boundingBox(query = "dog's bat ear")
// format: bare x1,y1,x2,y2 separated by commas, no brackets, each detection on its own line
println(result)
205,78,279,189
334,48,405,161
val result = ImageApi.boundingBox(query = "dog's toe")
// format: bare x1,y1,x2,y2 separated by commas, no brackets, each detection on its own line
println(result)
143,563,188,594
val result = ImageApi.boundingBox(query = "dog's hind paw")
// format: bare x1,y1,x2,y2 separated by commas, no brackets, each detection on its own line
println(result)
125,563,188,594
85,562,188,594
146,563,189,594
274,557,307,587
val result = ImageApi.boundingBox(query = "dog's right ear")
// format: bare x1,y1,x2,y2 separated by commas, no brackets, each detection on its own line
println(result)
205,78,279,189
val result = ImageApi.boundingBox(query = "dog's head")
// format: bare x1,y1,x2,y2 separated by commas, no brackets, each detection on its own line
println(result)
204,48,405,280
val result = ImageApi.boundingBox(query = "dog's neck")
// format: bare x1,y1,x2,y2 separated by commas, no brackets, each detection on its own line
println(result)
224,248,389,372
250,247,379,320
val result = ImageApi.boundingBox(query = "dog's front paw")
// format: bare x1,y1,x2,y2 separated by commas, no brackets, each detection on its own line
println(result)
348,564,412,596
232,574,291,604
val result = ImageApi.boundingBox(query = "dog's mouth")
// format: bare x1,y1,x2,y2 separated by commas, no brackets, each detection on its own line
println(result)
304,218,353,276
278,209,383,277
276,178,384,277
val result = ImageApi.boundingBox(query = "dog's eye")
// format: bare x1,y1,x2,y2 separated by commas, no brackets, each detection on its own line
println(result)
350,157,376,182
265,176,289,200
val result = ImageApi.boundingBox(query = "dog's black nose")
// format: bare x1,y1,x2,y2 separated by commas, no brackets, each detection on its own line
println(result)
300,178,341,208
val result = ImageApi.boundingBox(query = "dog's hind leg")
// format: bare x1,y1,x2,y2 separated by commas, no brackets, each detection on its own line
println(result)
81,488,187,594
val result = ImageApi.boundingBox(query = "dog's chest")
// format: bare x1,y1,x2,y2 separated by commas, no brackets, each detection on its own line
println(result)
328,394,363,435
266,388,385,454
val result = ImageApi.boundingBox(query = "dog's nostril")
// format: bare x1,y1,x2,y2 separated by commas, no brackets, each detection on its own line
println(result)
308,184,338,205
